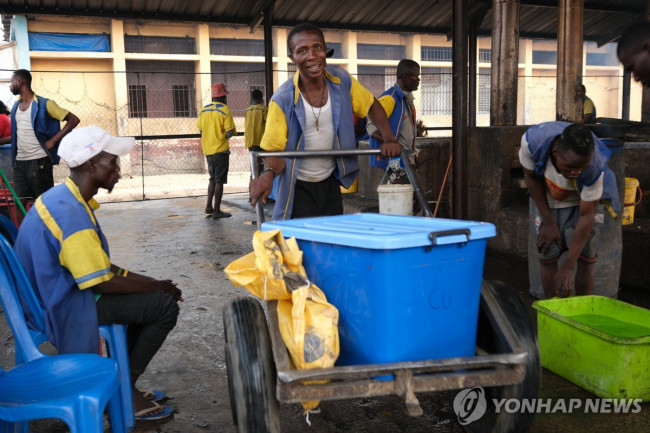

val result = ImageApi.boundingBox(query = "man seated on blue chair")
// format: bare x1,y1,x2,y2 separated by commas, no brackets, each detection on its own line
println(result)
14,125,183,421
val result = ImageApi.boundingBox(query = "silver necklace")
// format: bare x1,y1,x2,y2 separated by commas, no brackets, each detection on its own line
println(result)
304,81,326,131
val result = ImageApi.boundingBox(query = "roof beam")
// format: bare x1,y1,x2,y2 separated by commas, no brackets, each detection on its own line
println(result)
249,0,275,33
520,0,644,14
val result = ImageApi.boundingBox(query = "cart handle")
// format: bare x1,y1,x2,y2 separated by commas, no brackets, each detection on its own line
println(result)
250,149,432,225
427,229,471,251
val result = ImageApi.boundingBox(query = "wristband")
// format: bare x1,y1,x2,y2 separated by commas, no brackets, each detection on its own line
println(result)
262,167,276,177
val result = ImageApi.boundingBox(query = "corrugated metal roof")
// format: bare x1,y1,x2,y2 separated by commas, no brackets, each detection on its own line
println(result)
0,0,645,45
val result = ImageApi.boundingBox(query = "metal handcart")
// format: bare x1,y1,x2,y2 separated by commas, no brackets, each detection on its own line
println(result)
223,149,540,433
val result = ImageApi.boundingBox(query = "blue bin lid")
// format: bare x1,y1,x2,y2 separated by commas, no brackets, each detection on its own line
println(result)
261,213,496,249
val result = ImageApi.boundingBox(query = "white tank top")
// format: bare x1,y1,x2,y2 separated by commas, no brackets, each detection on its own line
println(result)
297,94,335,182
15,104,48,160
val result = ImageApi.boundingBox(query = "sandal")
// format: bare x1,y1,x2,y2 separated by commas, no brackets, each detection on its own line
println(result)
204,207,214,214
141,389,166,402
212,211,232,219
134,401,174,421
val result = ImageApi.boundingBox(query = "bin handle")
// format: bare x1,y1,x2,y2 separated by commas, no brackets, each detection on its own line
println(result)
427,229,471,251
624,186,643,207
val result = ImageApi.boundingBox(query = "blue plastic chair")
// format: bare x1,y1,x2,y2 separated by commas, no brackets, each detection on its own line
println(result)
0,233,135,431
0,214,18,244
0,253,124,433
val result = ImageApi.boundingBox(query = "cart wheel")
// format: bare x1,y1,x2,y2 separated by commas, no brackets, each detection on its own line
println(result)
464,280,540,433
223,297,281,433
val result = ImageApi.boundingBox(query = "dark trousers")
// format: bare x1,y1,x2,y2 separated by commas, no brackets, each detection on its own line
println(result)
291,174,343,219
13,157,54,200
96,291,179,376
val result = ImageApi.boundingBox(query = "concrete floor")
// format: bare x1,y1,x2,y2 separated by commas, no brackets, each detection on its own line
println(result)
0,193,649,433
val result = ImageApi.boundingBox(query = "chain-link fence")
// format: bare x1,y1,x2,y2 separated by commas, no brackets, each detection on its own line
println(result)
1,68,627,203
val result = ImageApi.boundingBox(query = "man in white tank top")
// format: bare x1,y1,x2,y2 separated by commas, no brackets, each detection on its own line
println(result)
249,24,401,219
0,69,79,209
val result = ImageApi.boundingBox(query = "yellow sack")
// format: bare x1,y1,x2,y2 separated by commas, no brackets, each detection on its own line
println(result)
224,229,307,301
225,230,340,413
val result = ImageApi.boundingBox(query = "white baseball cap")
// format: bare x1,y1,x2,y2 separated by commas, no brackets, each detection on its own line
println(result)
58,126,135,168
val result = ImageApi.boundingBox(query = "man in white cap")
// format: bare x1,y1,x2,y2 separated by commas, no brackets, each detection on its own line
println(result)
198,82,236,219
14,126,183,421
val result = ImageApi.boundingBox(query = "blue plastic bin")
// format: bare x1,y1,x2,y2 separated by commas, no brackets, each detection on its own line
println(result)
262,214,496,365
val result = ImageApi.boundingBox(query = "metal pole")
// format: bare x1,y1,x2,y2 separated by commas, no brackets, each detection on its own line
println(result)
250,149,432,224
263,5,274,104
469,17,478,128
453,0,469,219
622,69,631,121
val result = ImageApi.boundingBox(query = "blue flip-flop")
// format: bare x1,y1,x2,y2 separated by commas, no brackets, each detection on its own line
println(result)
135,402,174,421
141,389,166,402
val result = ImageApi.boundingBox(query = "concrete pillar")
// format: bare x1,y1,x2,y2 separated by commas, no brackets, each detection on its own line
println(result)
110,19,132,174
406,34,423,115
556,0,583,122
196,24,213,107
275,28,289,88
490,0,520,126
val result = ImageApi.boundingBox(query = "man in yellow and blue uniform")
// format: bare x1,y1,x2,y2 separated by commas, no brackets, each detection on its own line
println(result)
367,59,420,172
198,82,236,219
244,88,267,176
579,85,597,124
249,23,400,220
15,126,182,420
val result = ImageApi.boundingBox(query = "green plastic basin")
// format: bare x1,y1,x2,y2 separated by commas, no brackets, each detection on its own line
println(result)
533,295,650,401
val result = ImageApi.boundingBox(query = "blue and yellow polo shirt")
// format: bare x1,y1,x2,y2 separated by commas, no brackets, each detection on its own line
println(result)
14,177,113,354
197,101,236,155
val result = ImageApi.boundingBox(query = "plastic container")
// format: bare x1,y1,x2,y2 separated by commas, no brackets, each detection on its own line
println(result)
262,213,496,366
377,184,413,215
623,177,641,226
534,296,650,401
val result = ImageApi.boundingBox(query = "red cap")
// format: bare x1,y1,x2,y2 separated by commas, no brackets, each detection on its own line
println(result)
211,83,229,97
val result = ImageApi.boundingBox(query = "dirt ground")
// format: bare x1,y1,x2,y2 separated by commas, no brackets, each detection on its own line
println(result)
1,194,649,433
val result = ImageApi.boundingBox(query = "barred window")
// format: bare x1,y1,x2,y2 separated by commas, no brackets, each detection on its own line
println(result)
421,67,452,115
357,43,405,60
172,85,191,117
421,46,452,62
211,62,266,116
128,85,148,118
126,61,196,118
479,49,491,63
124,35,196,54
478,68,491,114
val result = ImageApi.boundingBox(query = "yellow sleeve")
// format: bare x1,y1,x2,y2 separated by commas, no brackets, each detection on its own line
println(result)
59,229,113,289
583,99,595,115
350,76,376,118
224,107,236,134
46,99,70,122
260,100,288,151
377,94,396,118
